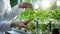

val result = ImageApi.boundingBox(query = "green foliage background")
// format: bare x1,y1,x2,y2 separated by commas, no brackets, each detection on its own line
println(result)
10,0,17,7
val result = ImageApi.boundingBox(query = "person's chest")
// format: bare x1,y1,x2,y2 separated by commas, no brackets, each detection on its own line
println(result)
0,0,10,7
0,0,11,21
4,0,10,9
0,0,11,11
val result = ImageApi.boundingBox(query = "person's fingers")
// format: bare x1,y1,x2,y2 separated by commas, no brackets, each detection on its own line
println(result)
20,25,29,29
19,2,33,8
19,4,31,8
23,19,34,25
23,21,30,25
27,4,33,10
23,3,32,5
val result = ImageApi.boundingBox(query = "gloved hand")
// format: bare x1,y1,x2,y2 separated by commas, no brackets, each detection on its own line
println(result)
18,2,33,10
11,20,31,29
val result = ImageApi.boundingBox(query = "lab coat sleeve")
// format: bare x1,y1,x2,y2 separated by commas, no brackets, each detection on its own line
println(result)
0,21,12,32
0,4,21,32
4,4,21,20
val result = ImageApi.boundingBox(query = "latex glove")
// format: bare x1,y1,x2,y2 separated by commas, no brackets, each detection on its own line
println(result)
18,2,33,10
11,20,30,29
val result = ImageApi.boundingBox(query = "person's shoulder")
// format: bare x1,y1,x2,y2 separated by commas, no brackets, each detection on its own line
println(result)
12,4,19,9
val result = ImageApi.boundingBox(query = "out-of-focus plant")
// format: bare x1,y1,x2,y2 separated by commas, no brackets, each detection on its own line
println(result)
39,24,48,31
15,8,50,31
50,1,57,10
15,8,51,22
14,8,60,34
50,9,60,21
22,0,34,3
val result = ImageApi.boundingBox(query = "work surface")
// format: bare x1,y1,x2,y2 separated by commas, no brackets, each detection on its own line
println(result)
7,28,31,34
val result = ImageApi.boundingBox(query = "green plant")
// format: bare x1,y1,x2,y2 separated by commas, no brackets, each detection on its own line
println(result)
50,9,60,21
14,8,60,34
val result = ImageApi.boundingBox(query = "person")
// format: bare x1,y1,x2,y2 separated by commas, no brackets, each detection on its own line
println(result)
0,0,33,34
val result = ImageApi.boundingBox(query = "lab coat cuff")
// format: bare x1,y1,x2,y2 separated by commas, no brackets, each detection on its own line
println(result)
1,21,12,31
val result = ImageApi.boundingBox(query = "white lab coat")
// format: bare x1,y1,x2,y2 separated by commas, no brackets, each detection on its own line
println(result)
0,0,21,34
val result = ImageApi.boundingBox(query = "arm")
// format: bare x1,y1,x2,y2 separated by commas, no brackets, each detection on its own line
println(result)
0,1,32,32
0,20,30,32
4,4,21,20
4,3,33,20
0,21,11,32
